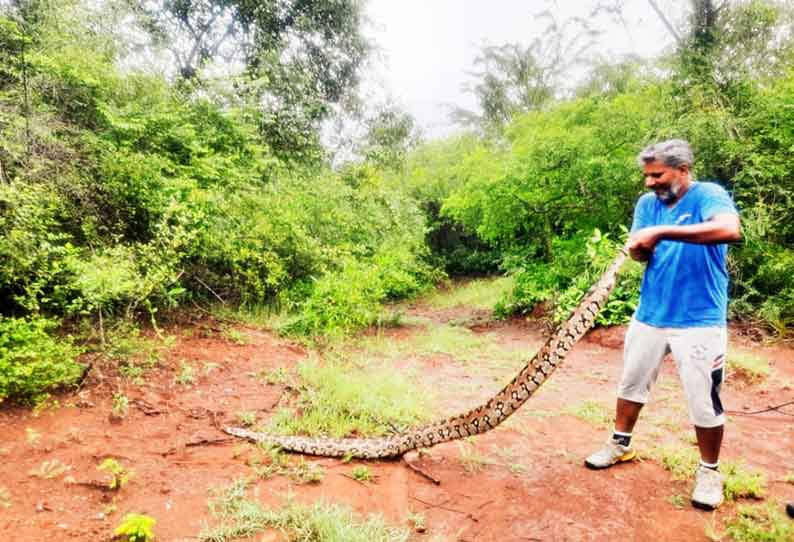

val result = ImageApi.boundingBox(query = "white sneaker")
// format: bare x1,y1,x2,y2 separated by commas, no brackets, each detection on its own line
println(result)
584,438,636,470
691,465,724,510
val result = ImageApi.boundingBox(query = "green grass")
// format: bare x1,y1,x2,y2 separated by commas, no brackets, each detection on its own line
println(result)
266,357,430,438
350,466,373,482
421,276,514,311
728,350,772,383
199,479,410,542
564,401,613,428
648,445,767,500
249,445,325,484
723,502,794,542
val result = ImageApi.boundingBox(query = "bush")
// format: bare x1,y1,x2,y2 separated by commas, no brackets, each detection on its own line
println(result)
0,316,83,403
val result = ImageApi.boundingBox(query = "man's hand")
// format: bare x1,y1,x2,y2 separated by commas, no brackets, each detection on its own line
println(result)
627,226,663,262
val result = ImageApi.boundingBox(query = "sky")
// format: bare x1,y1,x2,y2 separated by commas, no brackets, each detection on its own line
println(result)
361,0,684,138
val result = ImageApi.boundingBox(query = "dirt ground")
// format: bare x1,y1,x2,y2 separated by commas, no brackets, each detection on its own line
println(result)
1,297,793,542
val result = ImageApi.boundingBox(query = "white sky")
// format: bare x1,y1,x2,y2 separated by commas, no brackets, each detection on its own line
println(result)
362,0,684,138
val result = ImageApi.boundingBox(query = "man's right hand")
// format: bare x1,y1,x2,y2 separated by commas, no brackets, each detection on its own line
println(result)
628,245,651,262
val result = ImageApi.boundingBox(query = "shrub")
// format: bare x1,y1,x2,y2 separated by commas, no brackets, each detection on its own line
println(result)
0,316,83,403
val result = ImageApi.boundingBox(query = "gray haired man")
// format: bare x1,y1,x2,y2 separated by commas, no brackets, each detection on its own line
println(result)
585,139,741,510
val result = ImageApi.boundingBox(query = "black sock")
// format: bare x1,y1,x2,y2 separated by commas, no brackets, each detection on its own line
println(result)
612,431,632,447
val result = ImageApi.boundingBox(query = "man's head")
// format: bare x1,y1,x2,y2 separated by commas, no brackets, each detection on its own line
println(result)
636,139,694,204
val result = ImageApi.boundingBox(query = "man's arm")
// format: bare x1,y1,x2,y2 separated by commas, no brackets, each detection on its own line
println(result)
627,213,741,257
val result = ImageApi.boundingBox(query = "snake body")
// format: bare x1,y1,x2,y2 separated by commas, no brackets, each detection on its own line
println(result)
225,249,628,458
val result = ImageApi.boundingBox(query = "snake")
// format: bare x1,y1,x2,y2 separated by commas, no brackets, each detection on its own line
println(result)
224,248,628,458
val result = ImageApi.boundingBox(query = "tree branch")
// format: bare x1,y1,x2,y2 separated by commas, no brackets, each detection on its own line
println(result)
647,0,682,44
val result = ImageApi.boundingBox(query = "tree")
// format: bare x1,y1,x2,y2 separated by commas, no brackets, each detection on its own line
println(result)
451,12,598,133
128,0,370,160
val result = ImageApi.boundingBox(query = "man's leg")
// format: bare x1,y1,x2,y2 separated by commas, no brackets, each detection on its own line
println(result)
585,320,667,469
615,397,644,433
694,424,723,464
671,326,728,510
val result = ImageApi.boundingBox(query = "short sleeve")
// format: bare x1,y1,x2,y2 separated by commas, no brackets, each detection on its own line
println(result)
701,183,738,220
631,195,651,233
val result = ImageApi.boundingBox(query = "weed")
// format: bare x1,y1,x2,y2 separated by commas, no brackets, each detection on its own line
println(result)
235,411,257,427
257,366,291,385
114,513,156,542
200,479,409,542
723,502,794,542
221,326,248,345
98,458,134,490
112,392,129,419
25,427,41,445
175,362,196,385
668,494,688,508
422,276,514,311
783,472,794,484
0,487,10,508
104,324,162,383
457,441,489,473
251,446,324,484
351,466,372,482
509,463,527,475
29,459,70,479
648,446,699,481
722,462,766,501
728,350,771,383
267,358,429,438
407,511,426,532
565,401,613,428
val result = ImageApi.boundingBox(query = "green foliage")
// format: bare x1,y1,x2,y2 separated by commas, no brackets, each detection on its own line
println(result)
97,458,134,490
200,480,409,542
114,513,156,542
728,350,772,383
0,316,83,403
724,502,794,542
267,357,429,438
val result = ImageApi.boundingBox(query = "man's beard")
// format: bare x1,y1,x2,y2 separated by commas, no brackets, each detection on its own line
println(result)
655,181,681,204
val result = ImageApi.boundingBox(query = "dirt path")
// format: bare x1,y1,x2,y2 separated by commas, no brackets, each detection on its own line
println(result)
1,297,793,541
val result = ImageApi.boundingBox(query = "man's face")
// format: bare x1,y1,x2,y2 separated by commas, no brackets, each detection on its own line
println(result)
643,160,688,204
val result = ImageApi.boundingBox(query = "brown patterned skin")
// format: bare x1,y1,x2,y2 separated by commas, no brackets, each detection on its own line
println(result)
225,248,629,458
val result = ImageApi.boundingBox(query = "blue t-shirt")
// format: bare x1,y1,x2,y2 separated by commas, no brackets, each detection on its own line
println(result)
631,181,738,328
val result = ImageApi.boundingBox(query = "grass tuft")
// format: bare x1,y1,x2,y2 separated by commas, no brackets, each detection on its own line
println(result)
723,502,794,542
565,401,613,428
200,479,410,542
421,276,514,311
266,357,429,438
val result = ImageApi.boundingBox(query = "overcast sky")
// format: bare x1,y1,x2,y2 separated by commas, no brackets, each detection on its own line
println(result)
362,0,684,138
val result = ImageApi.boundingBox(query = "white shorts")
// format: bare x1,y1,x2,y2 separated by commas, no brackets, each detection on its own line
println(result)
618,318,727,428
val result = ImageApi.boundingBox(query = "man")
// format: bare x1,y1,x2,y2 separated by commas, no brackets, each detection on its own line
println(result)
584,139,742,511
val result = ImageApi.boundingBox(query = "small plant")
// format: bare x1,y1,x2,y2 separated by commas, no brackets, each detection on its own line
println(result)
114,513,156,542
457,441,489,473
565,400,613,428
407,511,426,533
722,462,766,501
668,494,687,508
351,466,372,482
29,459,70,479
221,326,248,345
98,458,134,490
236,411,257,427
783,472,794,484
175,362,196,386
25,427,41,445
112,392,129,419
724,502,794,542
258,366,291,385
250,446,324,483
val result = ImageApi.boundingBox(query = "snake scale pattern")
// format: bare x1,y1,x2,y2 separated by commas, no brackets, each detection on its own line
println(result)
225,248,628,458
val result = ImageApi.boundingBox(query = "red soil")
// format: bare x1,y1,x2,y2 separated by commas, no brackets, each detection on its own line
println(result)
1,309,793,542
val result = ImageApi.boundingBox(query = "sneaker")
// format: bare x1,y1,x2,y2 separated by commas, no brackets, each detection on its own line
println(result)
786,503,794,519
691,465,724,510
584,438,636,470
